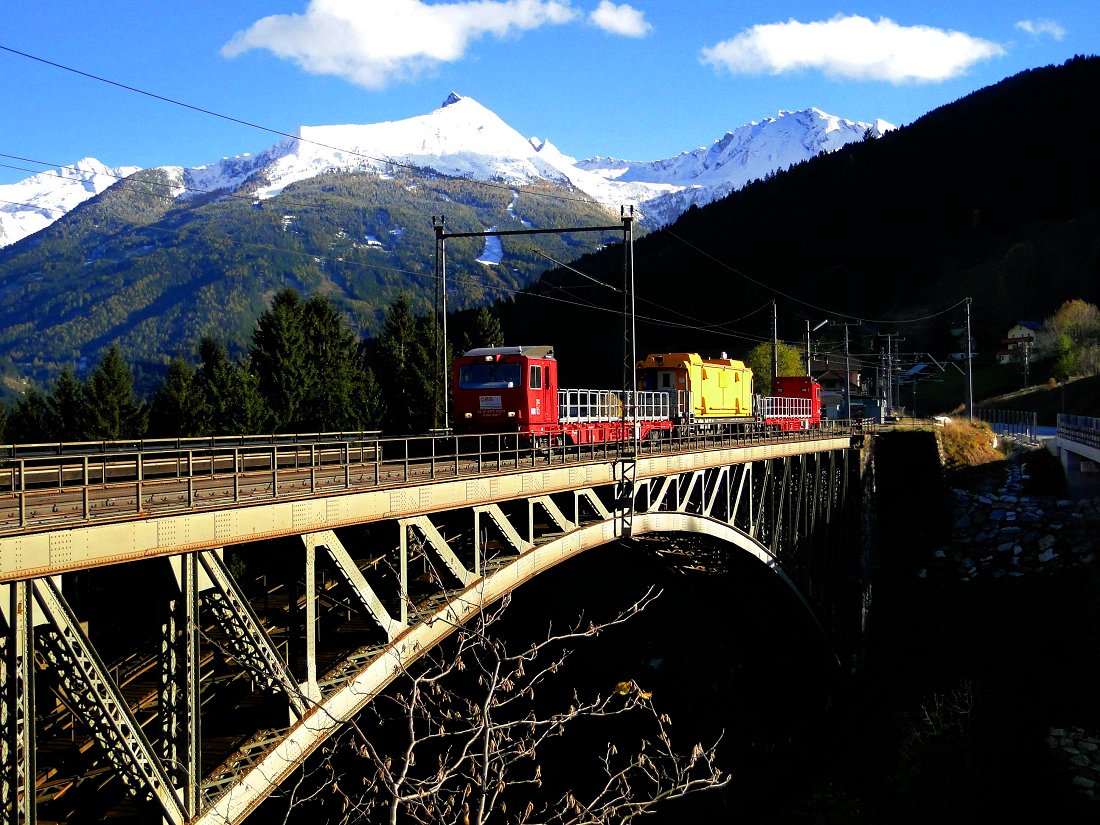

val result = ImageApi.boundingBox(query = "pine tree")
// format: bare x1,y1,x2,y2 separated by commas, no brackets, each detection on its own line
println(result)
49,368,90,441
148,357,207,438
462,306,504,351
250,288,310,432
83,345,148,440
198,337,270,436
6,388,54,443
300,295,364,432
360,365,384,430
373,295,434,433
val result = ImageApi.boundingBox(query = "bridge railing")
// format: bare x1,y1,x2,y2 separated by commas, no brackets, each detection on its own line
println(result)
1057,414,1100,449
0,424,855,535
979,408,1039,443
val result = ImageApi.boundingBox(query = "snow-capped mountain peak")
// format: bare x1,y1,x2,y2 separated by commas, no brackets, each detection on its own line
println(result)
0,98,893,247
0,158,140,248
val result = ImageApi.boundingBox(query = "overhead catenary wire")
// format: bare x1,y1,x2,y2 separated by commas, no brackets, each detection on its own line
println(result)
0,155,807,348
1,45,969,344
662,227,970,326
0,44,612,211
535,249,778,334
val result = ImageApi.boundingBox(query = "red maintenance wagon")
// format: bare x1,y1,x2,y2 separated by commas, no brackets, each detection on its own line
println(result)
758,375,824,431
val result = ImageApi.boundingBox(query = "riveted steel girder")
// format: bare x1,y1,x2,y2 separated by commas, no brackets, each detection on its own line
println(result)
161,554,200,818
31,577,185,824
301,531,403,641
197,551,307,718
1,436,858,825
1,582,34,825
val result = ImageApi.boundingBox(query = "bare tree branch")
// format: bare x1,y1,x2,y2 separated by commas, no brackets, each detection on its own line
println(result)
280,586,729,825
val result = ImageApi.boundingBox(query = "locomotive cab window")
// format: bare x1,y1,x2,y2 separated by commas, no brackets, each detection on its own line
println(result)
459,362,522,389
529,364,543,389
658,371,674,390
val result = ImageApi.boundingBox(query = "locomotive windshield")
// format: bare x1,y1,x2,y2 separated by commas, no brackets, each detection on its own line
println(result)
458,362,523,389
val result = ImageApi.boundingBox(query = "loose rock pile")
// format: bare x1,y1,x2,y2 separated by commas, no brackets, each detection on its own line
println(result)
1049,727,1100,798
922,443,1100,804
920,456,1098,582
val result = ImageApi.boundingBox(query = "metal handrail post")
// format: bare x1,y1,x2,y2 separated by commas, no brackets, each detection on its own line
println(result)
19,458,25,528
82,456,89,521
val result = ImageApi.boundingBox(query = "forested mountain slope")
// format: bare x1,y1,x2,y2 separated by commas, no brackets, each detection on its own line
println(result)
499,57,1100,385
0,167,614,391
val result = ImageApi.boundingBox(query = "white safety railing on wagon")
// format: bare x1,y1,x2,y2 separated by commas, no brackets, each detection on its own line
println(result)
558,389,671,423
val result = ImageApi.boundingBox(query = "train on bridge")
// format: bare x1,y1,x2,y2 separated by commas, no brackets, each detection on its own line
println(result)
453,345,823,446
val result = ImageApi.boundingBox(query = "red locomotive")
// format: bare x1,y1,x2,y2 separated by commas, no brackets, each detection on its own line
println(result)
452,346,673,445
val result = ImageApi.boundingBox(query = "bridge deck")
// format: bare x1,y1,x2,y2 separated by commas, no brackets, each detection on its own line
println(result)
1,427,862,824
0,428,855,582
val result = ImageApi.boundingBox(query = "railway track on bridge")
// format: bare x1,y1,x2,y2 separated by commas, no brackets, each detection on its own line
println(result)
1,425,864,823
0,426,856,540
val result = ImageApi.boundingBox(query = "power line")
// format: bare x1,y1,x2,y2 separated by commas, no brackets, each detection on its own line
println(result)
662,227,970,325
0,44,615,211
0,46,967,357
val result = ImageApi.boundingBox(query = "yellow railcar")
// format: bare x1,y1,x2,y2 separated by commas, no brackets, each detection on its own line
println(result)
637,352,755,424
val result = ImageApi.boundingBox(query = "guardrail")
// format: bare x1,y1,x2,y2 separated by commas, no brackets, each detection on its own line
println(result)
0,424,856,535
1057,414,1100,450
979,408,1039,443
0,430,384,459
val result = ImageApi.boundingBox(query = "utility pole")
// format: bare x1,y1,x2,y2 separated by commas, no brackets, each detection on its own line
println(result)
771,301,778,387
433,215,631,433
621,206,637,444
806,319,827,377
832,321,861,420
879,347,886,408
432,215,449,431
885,333,893,416
965,297,974,422
845,324,852,420
1023,338,1031,388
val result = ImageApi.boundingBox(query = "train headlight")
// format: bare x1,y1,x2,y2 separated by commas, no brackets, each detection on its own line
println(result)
464,412,472,419
507,411,516,417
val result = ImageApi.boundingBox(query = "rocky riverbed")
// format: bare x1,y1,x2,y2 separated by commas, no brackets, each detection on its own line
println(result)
923,441,1100,803
922,451,1097,582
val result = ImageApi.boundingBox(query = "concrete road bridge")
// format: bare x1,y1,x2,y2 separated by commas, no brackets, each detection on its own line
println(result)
0,425,868,824
1047,413,1100,490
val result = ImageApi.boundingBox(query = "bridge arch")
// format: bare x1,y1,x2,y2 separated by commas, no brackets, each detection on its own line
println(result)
200,508,837,823
2,431,863,823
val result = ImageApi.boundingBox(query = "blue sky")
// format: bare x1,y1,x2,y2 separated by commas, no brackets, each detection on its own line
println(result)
0,1,1095,186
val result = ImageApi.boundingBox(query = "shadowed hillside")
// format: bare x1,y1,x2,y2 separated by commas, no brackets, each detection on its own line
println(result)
499,56,1100,387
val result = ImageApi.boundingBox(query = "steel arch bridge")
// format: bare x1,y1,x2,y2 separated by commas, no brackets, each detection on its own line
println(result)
0,428,866,824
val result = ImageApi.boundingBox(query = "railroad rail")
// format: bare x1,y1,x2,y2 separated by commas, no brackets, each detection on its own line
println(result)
0,423,857,540
2,423,864,824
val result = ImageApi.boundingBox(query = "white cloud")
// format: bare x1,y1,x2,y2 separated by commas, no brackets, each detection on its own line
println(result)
1015,19,1066,40
222,0,578,89
588,1,651,37
700,14,1005,84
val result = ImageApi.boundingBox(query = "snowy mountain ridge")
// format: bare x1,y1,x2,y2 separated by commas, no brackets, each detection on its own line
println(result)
0,94,892,247
0,157,141,247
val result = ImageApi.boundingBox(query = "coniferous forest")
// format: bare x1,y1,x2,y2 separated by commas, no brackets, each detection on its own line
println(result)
1,56,1099,437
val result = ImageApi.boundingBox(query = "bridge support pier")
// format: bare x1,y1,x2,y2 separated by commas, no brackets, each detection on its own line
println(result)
0,431,859,824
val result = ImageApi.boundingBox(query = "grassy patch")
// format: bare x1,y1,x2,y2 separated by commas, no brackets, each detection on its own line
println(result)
938,420,1005,473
